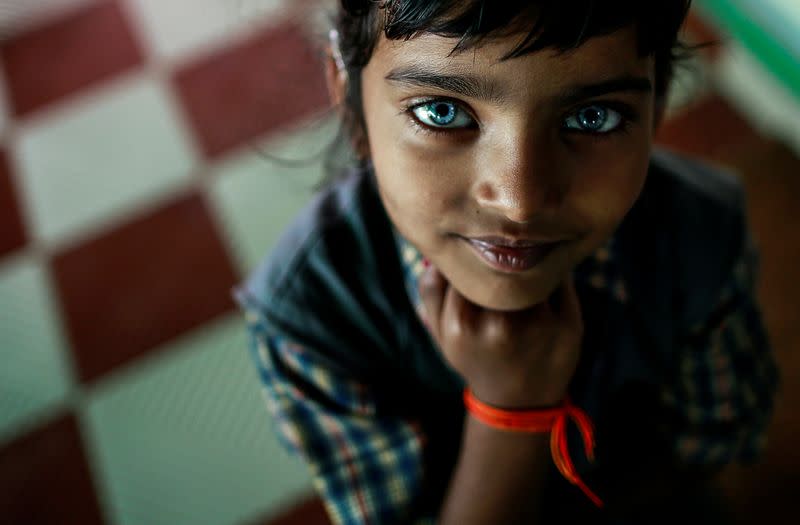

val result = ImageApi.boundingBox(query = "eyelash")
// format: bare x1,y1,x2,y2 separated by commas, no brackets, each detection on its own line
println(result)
401,98,637,140
400,98,476,138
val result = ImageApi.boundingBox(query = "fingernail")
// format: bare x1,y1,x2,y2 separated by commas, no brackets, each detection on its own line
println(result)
422,257,430,268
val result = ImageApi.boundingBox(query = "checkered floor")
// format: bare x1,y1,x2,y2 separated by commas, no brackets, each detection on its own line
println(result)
0,1,797,524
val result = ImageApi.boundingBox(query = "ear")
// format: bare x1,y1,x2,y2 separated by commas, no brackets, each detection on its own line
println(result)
324,44,347,109
325,30,371,162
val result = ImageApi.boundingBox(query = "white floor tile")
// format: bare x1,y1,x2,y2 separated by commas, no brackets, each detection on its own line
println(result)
83,314,311,525
0,256,74,446
125,0,288,61
16,77,195,243
210,114,344,274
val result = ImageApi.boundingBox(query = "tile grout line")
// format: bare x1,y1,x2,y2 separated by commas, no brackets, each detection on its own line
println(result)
0,3,326,521
129,0,249,284
118,0,331,282
120,0,313,79
0,0,332,273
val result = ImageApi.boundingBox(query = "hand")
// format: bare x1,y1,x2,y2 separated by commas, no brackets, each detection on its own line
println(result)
417,264,584,408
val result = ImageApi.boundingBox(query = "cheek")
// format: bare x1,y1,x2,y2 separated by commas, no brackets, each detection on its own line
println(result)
376,157,467,242
363,105,467,226
574,151,649,232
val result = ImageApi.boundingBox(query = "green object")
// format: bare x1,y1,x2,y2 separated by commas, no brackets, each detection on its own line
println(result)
696,0,800,101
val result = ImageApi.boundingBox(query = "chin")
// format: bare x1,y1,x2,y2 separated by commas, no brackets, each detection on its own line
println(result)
454,274,556,312
444,242,574,312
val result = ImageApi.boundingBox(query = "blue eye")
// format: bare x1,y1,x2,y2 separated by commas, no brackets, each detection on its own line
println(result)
563,105,623,133
410,101,474,129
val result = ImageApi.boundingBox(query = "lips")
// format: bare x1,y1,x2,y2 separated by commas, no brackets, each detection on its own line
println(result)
467,235,560,248
465,238,561,272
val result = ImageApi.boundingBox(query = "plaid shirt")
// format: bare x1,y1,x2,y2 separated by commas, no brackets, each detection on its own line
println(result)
234,157,778,524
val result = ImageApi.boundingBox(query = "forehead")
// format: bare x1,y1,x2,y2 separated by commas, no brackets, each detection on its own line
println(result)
367,26,653,90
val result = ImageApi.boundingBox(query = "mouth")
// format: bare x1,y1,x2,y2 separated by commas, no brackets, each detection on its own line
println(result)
462,237,563,273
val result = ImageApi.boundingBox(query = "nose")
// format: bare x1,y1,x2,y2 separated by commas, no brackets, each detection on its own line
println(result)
473,134,565,224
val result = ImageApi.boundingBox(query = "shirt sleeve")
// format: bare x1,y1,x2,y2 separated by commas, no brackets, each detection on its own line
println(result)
238,303,436,525
662,234,780,468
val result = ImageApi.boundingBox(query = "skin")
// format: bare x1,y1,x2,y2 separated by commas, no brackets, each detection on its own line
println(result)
326,23,730,523
355,26,655,409
361,26,656,313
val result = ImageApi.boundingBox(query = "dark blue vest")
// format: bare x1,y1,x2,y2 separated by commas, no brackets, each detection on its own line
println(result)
236,148,747,523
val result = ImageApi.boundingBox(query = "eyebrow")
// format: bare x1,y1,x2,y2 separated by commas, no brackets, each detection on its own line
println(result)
385,65,653,105
558,76,653,106
385,65,505,104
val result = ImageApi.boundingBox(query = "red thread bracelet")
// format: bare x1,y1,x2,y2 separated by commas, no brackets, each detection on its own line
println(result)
463,387,604,508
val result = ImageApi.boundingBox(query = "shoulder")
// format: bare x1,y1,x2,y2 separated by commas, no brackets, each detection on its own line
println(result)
242,169,367,303
657,148,746,294
619,148,751,333
650,147,747,275
647,147,745,222
233,167,410,377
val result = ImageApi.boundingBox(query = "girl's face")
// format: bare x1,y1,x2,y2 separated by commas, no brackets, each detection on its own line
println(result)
360,26,656,311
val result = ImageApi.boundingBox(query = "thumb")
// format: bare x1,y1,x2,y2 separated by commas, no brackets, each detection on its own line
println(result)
556,271,583,329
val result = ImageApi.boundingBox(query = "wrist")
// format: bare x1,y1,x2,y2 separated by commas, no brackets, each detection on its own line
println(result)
462,386,604,508
468,384,566,410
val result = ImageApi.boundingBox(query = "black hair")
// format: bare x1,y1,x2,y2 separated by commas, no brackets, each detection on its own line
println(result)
321,0,693,187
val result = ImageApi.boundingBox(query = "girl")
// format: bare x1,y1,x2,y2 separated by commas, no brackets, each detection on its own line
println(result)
234,1,779,523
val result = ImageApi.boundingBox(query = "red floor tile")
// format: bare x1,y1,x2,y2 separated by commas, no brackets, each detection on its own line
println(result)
50,192,240,384
0,412,105,525
173,22,328,159
0,147,27,259
0,0,145,117
655,94,762,162
712,138,800,525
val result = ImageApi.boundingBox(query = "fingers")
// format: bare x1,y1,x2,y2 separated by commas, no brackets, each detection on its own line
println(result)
418,262,447,340
557,271,583,329
418,262,582,345
441,277,480,341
